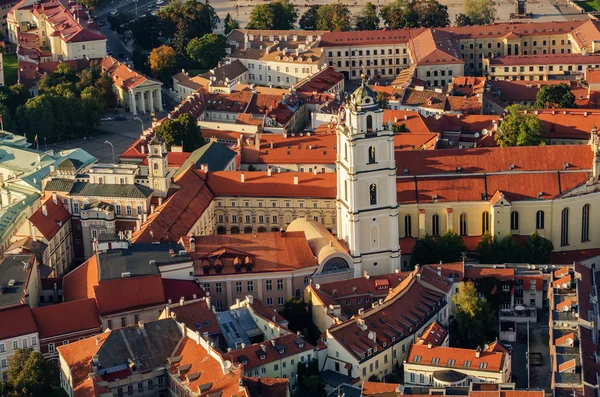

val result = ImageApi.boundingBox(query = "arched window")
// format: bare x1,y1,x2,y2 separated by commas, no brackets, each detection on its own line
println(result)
243,227,253,234
459,213,467,236
369,184,377,205
366,115,373,132
230,226,240,234
581,204,590,242
536,210,545,230
432,214,440,236
153,163,158,170
510,211,519,231
295,289,301,298
404,215,412,237
216,226,226,235
561,208,569,246
368,146,376,164
482,211,490,235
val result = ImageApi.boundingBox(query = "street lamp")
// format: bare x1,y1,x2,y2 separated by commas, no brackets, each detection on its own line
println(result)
104,140,115,163
134,117,144,134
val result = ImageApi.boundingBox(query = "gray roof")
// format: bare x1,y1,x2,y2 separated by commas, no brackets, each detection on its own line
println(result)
97,318,181,373
45,179,76,192
0,254,34,308
216,307,262,350
327,384,361,397
173,142,237,178
57,158,83,173
71,182,153,198
97,243,190,281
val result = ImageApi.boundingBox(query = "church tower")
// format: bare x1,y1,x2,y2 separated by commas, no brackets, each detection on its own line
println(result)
335,76,401,277
147,135,170,197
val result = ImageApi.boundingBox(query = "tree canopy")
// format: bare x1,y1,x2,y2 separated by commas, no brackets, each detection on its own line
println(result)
128,14,168,51
0,349,59,397
534,83,576,109
299,5,320,30
316,4,352,31
497,105,546,147
380,0,449,29
246,0,298,30
464,0,496,25
451,281,497,348
477,233,553,264
354,2,380,31
155,114,204,151
410,231,466,267
223,13,240,35
149,45,177,76
186,33,227,69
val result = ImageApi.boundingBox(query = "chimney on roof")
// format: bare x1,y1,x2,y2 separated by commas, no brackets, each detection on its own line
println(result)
189,236,195,252
267,166,272,177
293,175,298,185
475,346,482,358
428,342,433,349
41,204,47,217
95,337,101,345
404,114,408,120
150,204,155,213
180,296,185,306
52,193,57,205
139,320,145,330
241,172,245,183
313,168,318,176
364,271,370,280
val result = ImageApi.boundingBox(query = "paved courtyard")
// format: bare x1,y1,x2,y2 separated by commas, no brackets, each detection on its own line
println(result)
528,309,552,393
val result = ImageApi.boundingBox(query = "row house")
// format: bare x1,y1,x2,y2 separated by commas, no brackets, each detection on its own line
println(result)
484,53,600,81
0,304,39,380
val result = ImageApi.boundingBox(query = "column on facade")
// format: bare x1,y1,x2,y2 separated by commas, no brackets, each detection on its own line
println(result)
140,90,146,113
157,89,164,111
286,278,293,298
225,280,233,308
257,279,264,300
129,91,137,115
148,90,154,113
446,208,453,233
418,209,426,237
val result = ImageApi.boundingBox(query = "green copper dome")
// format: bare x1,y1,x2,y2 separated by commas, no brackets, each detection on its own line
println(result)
349,74,378,111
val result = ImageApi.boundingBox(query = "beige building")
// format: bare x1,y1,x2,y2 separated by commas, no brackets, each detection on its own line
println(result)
484,53,600,81
8,0,106,63
227,29,326,88
100,57,163,115
172,59,248,100
0,304,39,381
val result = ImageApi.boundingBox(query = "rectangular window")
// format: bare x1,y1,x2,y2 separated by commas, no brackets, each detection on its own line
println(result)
48,343,56,352
266,280,273,291
278,297,284,305
267,297,273,306
247,281,254,292
121,317,127,327
216,283,222,295
236,282,242,292
0,344,4,353
22,339,27,349
277,279,284,291
12,340,17,350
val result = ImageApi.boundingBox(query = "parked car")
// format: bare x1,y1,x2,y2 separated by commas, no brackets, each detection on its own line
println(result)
100,116,112,121
110,9,118,16
98,20,106,26
518,333,527,344
156,0,164,4
114,115,127,121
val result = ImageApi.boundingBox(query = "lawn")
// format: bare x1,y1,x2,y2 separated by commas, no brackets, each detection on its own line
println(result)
2,52,18,86
577,0,600,12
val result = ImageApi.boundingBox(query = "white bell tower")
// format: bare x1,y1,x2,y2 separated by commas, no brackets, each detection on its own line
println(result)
335,75,401,276
147,135,170,198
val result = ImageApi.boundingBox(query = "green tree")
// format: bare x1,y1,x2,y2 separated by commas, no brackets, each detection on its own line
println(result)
497,105,545,147
410,234,439,267
281,297,308,332
455,13,472,26
410,231,465,267
316,3,352,31
149,45,177,76
297,375,326,396
452,281,496,348
17,95,56,143
246,0,298,30
107,13,130,36
392,123,410,132
534,83,576,109
80,86,106,132
186,33,227,69
376,91,389,108
299,5,320,30
380,0,448,28
524,232,553,264
1,348,59,397
155,114,204,151
438,231,466,263
95,73,118,109
78,0,100,9
223,12,240,35
464,0,495,25
128,14,167,51
354,2,380,30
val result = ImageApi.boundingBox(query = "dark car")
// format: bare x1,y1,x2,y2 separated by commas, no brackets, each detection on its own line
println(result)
114,115,127,121
518,333,527,344
98,21,106,26
118,53,128,60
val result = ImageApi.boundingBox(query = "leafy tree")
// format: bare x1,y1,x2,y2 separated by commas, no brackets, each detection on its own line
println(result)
299,5,320,30
149,45,177,76
455,13,472,26
246,0,298,30
392,123,410,132
186,33,227,69
107,13,130,36
438,231,467,263
464,0,495,25
524,232,553,264
410,234,438,267
478,233,552,264
534,83,576,109
1,349,59,397
497,105,545,147
354,2,380,30
410,231,465,267
78,0,100,9
376,91,388,108
316,3,352,31
128,14,167,51
80,86,106,131
281,297,309,332
95,73,118,109
17,95,56,143
155,113,204,151
223,12,240,35
297,375,326,396
380,0,448,28
452,282,496,348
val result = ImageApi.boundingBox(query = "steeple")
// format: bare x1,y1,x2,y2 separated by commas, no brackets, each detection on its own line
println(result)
591,125,600,178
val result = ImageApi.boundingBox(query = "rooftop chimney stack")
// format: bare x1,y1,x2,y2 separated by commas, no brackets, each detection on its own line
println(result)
41,204,47,217
313,168,318,176
52,193,57,205
241,172,245,183
293,175,299,185
267,166,272,177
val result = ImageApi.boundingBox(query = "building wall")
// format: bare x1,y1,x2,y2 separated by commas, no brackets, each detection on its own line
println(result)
106,368,167,397
242,348,313,391
240,59,322,88
101,305,164,331
0,332,39,380
323,43,411,80
403,357,509,386
40,328,101,361
239,163,336,173
484,58,600,81
415,64,465,88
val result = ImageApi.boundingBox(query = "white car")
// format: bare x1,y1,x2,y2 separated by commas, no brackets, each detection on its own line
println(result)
101,116,112,121
156,0,164,4
110,9,118,16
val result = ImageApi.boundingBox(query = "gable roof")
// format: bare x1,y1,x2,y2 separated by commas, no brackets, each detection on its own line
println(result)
228,333,314,369
407,343,505,372
169,300,220,335
29,198,71,240
31,298,101,339
0,304,37,340
172,142,237,178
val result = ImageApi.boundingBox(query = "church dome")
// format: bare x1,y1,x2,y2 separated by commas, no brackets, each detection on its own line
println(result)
349,74,378,111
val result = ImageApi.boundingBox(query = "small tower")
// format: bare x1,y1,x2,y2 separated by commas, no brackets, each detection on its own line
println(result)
147,135,170,197
590,124,600,178
335,75,401,276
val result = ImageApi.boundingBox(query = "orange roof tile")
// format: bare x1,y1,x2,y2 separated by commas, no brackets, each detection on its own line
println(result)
100,56,159,90
162,279,206,303
383,110,431,132
228,333,313,370
206,170,336,198
465,267,515,281
170,337,246,397
558,358,576,373
556,299,573,311
31,298,101,339
362,381,401,395
168,300,219,335
0,304,37,340
554,266,570,278
552,274,572,288
416,321,447,346
242,377,288,397
407,343,505,372
29,198,71,240
182,231,317,275
555,332,575,347
248,297,286,324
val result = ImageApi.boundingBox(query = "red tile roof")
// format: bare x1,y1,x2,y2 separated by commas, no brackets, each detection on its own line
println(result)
242,377,289,397
182,231,317,275
0,304,37,340
63,256,166,315
295,66,343,94
169,300,220,335
554,266,571,278
516,275,543,291
248,297,286,324
558,358,576,373
416,321,447,346
465,267,515,281
138,151,192,167
552,249,600,264
227,333,314,369
552,274,572,289
31,298,101,339
100,57,159,90
170,337,246,397
206,171,336,198
29,198,71,240
407,343,505,372
383,110,431,133
555,332,575,347
131,167,214,243
424,263,464,281
362,381,401,395
162,278,206,303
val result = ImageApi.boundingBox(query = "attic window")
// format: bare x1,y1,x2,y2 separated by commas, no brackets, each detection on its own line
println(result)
413,355,422,363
